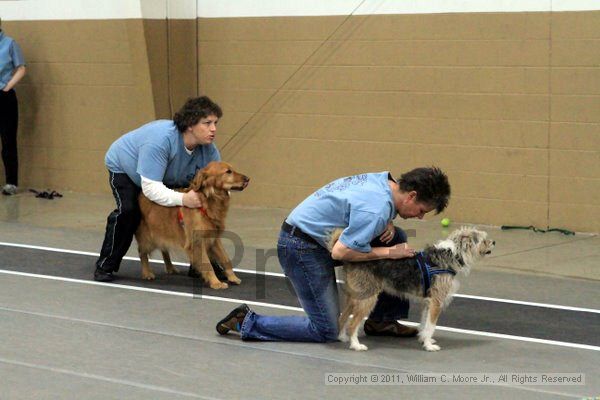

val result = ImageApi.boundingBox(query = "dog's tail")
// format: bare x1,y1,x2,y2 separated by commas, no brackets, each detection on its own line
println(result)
326,228,344,252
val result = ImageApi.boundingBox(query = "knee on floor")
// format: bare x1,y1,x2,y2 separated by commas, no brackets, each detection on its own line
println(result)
314,326,339,343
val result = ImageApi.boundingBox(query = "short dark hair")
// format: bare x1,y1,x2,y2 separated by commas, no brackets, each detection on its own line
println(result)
397,166,451,214
173,96,223,133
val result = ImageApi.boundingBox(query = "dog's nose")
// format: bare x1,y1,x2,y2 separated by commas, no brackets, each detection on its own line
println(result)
243,176,250,182
492,240,496,246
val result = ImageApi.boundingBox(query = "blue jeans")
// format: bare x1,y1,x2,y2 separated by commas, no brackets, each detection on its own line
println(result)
240,227,410,342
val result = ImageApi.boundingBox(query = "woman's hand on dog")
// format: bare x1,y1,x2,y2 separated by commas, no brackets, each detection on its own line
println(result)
182,191,206,208
332,241,415,261
381,243,415,259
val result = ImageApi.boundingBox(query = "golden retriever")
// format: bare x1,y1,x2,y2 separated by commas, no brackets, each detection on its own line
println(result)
135,161,250,289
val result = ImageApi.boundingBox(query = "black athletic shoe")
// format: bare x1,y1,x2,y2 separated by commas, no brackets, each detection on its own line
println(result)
94,267,115,282
216,304,250,335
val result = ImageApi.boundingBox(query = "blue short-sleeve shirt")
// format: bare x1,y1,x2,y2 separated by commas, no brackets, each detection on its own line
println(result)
286,172,397,252
0,31,26,90
105,120,221,187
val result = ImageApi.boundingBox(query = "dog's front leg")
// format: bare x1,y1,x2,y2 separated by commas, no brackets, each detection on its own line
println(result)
189,235,228,290
210,239,241,285
161,250,179,274
418,299,442,351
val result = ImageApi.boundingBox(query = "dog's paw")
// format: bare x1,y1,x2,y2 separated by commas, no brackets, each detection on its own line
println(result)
142,272,156,280
418,335,436,344
227,276,242,285
166,266,180,274
338,332,349,343
423,342,441,352
209,281,229,290
350,343,368,351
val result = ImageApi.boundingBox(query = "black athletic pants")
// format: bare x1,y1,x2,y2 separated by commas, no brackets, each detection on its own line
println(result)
96,172,141,273
0,89,19,186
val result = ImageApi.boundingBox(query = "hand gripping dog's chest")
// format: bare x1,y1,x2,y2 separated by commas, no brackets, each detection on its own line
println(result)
414,251,456,296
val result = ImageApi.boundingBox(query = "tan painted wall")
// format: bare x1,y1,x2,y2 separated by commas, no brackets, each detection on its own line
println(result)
1,19,197,193
199,12,600,232
2,20,157,193
1,12,597,232
143,19,199,119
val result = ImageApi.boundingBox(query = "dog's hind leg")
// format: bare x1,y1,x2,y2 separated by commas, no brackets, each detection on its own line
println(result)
418,299,443,351
161,250,179,274
337,298,354,343
139,252,155,280
135,223,156,280
347,295,378,351
209,239,241,285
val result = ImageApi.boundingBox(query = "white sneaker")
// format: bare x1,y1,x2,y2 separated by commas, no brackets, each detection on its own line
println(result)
2,184,17,195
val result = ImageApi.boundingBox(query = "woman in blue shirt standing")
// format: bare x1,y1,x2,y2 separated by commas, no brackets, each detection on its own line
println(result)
0,21,26,195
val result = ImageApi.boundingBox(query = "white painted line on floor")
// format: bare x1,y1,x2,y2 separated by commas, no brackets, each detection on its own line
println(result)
451,294,600,314
1,268,599,353
0,269,302,311
1,241,599,314
0,357,217,399
0,241,100,257
397,321,600,352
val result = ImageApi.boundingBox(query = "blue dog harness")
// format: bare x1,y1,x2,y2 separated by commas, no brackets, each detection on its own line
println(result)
414,251,456,296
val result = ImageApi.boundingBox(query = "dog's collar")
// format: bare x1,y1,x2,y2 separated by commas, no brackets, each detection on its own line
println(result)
415,251,456,296
177,206,208,228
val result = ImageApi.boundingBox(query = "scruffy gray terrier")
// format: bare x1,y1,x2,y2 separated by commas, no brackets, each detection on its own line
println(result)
331,227,495,351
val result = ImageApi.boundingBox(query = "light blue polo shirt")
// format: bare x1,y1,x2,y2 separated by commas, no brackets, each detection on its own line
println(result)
286,172,397,252
105,120,221,187
0,31,26,90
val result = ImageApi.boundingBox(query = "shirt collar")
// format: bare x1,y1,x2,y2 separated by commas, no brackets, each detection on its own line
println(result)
384,171,397,219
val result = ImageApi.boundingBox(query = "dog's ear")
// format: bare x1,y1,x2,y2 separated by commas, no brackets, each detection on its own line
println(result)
440,248,454,259
202,174,218,193
458,232,475,254
189,170,205,192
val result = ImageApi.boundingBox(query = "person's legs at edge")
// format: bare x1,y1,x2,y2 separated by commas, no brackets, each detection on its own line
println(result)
0,90,19,194
94,172,141,281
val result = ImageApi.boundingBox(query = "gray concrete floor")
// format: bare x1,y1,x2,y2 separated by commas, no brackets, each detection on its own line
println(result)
0,190,599,399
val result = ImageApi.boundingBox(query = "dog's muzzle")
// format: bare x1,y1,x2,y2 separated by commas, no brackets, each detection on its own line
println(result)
484,240,495,254
232,176,250,191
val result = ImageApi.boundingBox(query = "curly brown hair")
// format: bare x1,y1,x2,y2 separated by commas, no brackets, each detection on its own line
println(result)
173,96,223,133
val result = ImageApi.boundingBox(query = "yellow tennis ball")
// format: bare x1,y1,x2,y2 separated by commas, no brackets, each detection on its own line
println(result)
441,218,450,227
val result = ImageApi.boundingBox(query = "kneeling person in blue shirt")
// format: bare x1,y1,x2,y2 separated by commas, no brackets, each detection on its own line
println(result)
94,96,222,282
217,167,450,341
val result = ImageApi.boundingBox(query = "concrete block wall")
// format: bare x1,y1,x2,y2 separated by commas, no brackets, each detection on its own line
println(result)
0,1,597,232
0,0,196,192
198,2,600,232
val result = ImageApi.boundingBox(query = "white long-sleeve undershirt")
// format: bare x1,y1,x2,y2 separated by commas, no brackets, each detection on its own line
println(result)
141,176,184,207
